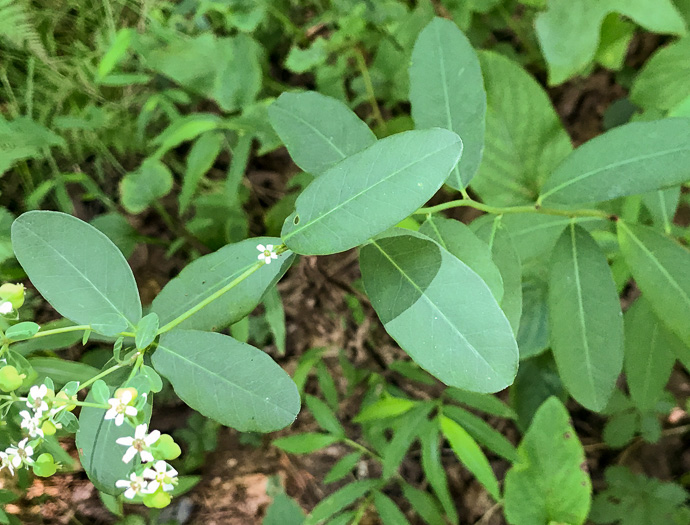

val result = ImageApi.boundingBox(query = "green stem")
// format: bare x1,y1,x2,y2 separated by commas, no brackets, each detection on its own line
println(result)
354,49,387,133
352,494,373,525
157,259,269,334
79,363,125,391
415,198,612,220
30,324,92,339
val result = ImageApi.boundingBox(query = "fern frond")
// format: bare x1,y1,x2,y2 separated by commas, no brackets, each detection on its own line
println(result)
0,0,49,61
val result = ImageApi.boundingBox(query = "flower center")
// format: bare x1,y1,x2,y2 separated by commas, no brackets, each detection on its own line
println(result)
263,250,271,257
133,438,145,451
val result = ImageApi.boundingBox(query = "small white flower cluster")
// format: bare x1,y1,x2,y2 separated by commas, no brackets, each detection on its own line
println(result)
106,389,179,504
1,384,68,477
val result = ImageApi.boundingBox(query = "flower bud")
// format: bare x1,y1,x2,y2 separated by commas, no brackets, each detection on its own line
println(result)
152,434,181,460
143,489,172,509
0,283,25,310
0,366,24,392
114,387,138,402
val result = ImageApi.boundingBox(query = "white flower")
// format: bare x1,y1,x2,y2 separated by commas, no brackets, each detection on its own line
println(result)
27,384,50,415
116,424,161,463
0,451,13,476
257,244,278,265
115,472,149,500
19,410,43,438
143,460,178,493
6,438,34,470
0,301,12,315
104,390,138,426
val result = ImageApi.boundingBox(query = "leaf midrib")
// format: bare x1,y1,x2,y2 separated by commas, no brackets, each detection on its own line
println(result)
541,144,690,201
283,137,459,242
371,239,501,379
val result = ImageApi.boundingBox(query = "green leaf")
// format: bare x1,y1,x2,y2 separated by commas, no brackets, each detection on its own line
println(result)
540,119,690,204
444,388,517,419
471,51,572,205
153,330,300,432
151,237,294,331
263,492,306,525
642,187,680,234
98,28,133,79
535,0,687,85
472,220,523,335
264,287,287,355
409,17,486,189
281,129,463,255
374,492,412,525
0,116,65,174
76,385,152,494
273,433,341,454
440,415,500,501
268,91,376,175
381,404,434,479
419,421,458,524
360,230,518,393
353,397,416,423
548,224,623,411
179,132,224,214
419,216,503,303
624,299,677,412
305,395,345,437
323,452,362,484
443,405,519,462
517,277,549,359
151,114,222,157
11,211,142,336
5,322,39,341
135,313,159,351
504,397,591,525
285,38,328,73
90,213,138,259
120,158,173,214
303,480,379,525
28,358,99,386
632,37,690,111
399,481,445,525
617,221,690,348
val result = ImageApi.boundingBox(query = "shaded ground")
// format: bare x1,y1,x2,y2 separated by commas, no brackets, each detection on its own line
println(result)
2,31,689,525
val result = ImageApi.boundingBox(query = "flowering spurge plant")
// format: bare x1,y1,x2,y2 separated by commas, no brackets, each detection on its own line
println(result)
0,211,300,508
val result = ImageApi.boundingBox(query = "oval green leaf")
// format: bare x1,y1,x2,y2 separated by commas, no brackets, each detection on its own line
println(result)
268,91,376,175
120,158,173,214
548,223,623,411
409,17,486,189
624,299,677,412
152,329,300,432
471,51,572,206
360,230,518,393
281,129,463,255
11,211,141,336
504,397,591,525
419,216,503,303
540,119,690,205
151,237,295,332
617,221,690,348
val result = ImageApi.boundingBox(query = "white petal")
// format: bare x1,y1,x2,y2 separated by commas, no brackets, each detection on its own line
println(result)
123,488,136,500
145,430,161,446
115,437,134,446
270,252,278,259
147,480,160,493
11,455,21,468
258,253,266,261
168,467,178,477
134,424,147,439
264,257,272,265
122,447,137,463
266,244,274,251
143,467,156,479
104,409,117,420
114,414,124,426
120,390,133,404
0,302,13,314
124,406,138,417
140,450,155,463
257,244,266,252
154,460,167,472
115,480,130,488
